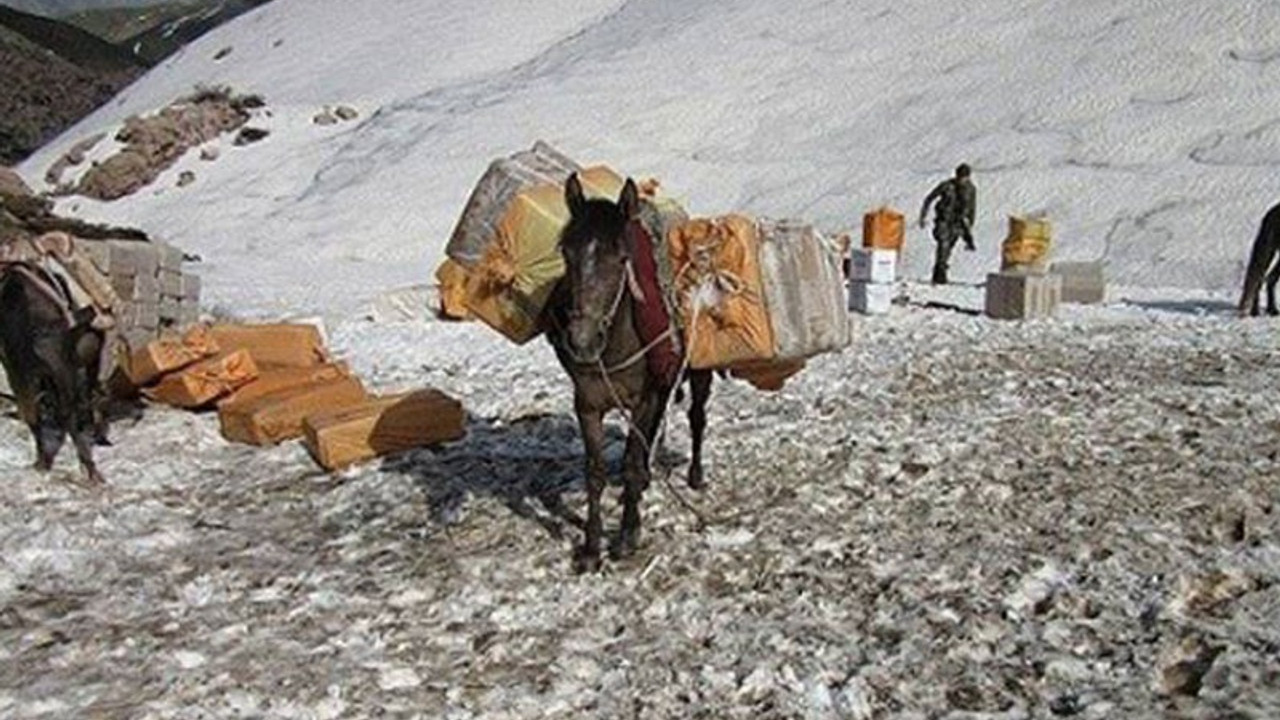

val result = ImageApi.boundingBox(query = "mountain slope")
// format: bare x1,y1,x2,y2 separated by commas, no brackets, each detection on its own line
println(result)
18,0,1280,316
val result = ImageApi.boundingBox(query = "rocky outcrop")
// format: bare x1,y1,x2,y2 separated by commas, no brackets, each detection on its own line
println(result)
60,88,266,201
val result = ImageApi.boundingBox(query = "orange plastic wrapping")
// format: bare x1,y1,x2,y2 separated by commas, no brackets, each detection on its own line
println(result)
143,349,259,408
303,389,466,471
728,358,807,392
208,323,329,368
434,258,471,320
667,215,775,369
218,375,367,446
216,363,352,410
862,207,905,250
126,324,220,386
1002,216,1052,270
462,166,625,344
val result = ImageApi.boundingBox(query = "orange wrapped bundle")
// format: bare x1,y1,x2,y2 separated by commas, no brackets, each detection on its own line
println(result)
143,349,259,408
216,363,352,410
862,207,905,251
434,258,471,320
1001,216,1052,271
209,323,329,368
126,324,220,386
462,165,625,344
303,389,466,471
728,358,807,392
667,215,775,369
218,375,366,445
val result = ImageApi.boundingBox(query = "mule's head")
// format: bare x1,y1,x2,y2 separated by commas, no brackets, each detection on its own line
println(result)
558,174,641,364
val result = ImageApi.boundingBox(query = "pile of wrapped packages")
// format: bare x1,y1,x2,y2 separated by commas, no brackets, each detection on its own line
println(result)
125,323,464,470
437,142,850,390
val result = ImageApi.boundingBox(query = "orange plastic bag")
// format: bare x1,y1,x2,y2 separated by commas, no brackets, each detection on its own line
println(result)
667,215,775,369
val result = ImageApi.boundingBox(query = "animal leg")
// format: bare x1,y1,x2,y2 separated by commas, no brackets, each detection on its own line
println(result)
574,407,607,574
618,391,665,558
1266,256,1280,316
686,370,713,490
31,420,64,472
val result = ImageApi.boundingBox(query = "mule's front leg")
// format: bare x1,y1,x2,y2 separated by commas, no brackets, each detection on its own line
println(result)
574,408,607,573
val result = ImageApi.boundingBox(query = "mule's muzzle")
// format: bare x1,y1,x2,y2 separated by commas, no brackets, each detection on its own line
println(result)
566,311,609,365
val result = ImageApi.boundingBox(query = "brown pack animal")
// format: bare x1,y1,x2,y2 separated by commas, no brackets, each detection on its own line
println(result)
544,174,713,573
0,263,109,484
1239,202,1280,317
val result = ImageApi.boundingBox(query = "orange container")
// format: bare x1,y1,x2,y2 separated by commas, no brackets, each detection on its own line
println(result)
862,207,905,251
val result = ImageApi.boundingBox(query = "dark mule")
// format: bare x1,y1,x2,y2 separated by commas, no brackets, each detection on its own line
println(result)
0,263,108,484
545,174,713,573
1239,202,1280,317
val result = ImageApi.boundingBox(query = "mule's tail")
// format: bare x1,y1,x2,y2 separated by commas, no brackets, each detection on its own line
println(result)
1238,205,1280,316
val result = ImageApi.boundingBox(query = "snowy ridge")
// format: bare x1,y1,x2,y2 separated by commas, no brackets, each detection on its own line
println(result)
15,0,1280,316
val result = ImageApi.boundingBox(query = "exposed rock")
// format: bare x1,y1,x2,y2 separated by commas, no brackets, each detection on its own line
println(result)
313,109,338,126
176,170,195,187
1157,636,1225,697
233,127,270,146
70,87,262,201
334,105,359,121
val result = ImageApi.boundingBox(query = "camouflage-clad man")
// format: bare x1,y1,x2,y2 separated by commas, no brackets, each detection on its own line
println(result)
918,163,977,284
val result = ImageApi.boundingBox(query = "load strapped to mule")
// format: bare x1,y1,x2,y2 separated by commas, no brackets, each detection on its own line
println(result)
439,142,851,389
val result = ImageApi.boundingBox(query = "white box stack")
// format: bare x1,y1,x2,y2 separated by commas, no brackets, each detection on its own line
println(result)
848,247,896,315
74,238,203,347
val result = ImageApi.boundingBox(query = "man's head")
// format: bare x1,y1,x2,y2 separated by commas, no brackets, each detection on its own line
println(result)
955,163,971,179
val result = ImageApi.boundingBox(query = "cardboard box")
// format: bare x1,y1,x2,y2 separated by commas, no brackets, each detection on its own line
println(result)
144,349,259,408
217,363,352,410
219,375,367,445
303,389,466,470
862,207,905,251
850,247,897,284
848,280,894,315
209,323,329,367
126,325,220,386
985,271,1062,320
1051,260,1106,304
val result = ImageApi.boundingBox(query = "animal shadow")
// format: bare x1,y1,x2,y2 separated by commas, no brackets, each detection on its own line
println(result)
379,413,686,541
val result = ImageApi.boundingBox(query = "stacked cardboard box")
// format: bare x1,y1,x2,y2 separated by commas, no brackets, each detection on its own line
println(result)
75,238,202,349
1051,260,1107,304
848,247,896,315
984,271,1063,320
127,322,466,468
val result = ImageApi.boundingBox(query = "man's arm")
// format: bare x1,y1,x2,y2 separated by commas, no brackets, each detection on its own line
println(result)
962,184,977,249
918,183,942,228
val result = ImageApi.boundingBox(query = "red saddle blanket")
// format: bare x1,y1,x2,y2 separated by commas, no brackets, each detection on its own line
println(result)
625,219,681,386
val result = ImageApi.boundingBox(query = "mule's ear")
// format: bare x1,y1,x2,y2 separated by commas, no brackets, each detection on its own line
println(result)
619,178,640,220
565,173,586,217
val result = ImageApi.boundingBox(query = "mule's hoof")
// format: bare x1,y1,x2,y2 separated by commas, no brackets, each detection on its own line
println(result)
687,466,706,491
573,546,603,574
615,531,641,559
94,435,112,447
1267,307,1279,317
84,469,106,486
33,459,52,472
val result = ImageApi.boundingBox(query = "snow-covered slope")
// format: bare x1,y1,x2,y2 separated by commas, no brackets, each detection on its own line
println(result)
19,0,1280,316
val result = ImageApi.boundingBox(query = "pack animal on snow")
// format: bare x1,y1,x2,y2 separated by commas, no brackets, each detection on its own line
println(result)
544,174,713,573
